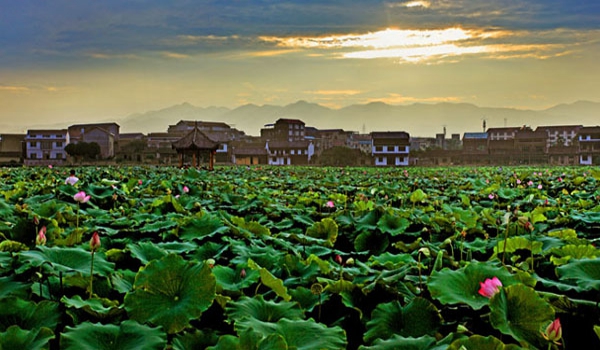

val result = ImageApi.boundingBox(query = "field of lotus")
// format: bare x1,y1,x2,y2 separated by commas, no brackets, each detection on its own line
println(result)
0,165,599,349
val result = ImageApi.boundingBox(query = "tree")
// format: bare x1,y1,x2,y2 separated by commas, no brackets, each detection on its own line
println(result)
65,142,102,161
315,146,371,166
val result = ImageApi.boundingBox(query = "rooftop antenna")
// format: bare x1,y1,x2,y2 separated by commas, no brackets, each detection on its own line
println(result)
481,117,487,132
504,118,507,127
362,123,366,134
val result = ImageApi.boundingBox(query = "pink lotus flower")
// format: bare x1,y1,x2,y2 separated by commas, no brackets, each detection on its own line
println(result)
542,318,562,344
516,179,522,184
527,181,534,186
326,200,335,208
335,254,343,264
182,185,189,193
138,180,143,185
48,165,53,169
537,184,543,189
488,193,495,200
73,191,90,204
478,277,502,298
36,227,47,246
89,232,101,251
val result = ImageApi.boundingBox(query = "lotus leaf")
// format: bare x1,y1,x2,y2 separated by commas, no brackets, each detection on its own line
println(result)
376,213,410,236
212,265,260,291
0,325,55,350
226,295,304,323
0,276,30,299
305,218,338,247
550,244,598,266
16,246,114,276
178,213,230,241
127,242,168,265
354,230,389,254
0,298,60,331
363,298,441,344
447,335,525,349
428,260,536,310
60,321,166,350
556,258,600,291
247,259,291,301
124,254,216,334
489,284,554,347
172,329,220,350
234,317,347,350
358,335,437,350
61,295,123,319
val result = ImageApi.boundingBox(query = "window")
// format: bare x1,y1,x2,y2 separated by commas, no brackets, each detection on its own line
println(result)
29,153,37,159
375,146,383,152
291,150,295,155
55,141,63,147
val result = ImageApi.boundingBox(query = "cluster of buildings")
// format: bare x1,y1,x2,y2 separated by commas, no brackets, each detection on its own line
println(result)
0,118,599,167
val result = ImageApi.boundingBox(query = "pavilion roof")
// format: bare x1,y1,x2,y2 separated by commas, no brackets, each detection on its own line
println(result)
172,125,219,150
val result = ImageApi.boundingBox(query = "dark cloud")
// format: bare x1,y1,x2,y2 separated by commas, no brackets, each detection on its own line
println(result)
0,0,597,67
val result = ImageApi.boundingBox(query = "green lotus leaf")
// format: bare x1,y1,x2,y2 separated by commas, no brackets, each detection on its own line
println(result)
138,219,178,233
229,239,285,270
155,241,197,254
212,265,260,292
306,218,338,247
226,295,304,324
288,286,331,312
556,258,600,291
547,228,578,241
363,297,441,344
410,189,427,204
124,254,216,334
172,329,220,350
447,335,525,350
391,238,422,253
110,269,137,294
0,252,12,269
231,216,271,237
550,244,598,266
127,242,168,265
489,284,554,347
60,320,166,350
428,260,536,310
0,240,28,252
595,325,600,340
0,297,60,331
61,295,123,319
234,318,347,350
492,236,543,258
207,328,266,350
247,259,291,301
178,213,229,241
16,246,114,276
358,335,437,350
354,230,389,254
377,213,410,236
354,210,380,232
0,276,30,299
370,252,415,269
0,325,55,350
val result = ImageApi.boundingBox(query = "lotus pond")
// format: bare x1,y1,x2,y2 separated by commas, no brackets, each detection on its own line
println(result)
0,165,599,349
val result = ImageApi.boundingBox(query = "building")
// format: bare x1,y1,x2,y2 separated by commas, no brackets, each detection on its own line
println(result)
461,132,488,165
266,140,314,165
513,127,548,164
68,123,120,159
0,134,25,164
261,119,305,142
537,125,582,148
577,126,600,165
371,131,410,166
24,129,69,166
230,139,268,165
487,127,521,164
117,133,146,162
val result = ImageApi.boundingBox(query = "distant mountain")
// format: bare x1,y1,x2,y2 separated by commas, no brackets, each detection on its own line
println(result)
117,100,600,137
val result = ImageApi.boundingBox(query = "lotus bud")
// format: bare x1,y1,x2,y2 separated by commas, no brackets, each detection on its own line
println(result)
542,318,562,344
89,232,101,251
345,257,355,266
74,191,90,204
240,268,246,278
335,254,342,264
183,185,189,193
36,226,47,246
478,277,502,298
206,258,215,268
33,215,39,226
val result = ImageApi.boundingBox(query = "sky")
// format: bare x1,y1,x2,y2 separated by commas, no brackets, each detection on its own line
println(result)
1,0,599,133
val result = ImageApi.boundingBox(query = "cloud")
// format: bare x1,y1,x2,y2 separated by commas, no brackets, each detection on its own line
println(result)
0,85,30,93
161,51,190,59
368,93,462,104
304,90,363,96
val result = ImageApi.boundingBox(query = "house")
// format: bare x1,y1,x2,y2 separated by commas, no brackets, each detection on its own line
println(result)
577,126,600,165
266,140,314,165
0,134,25,164
486,127,521,164
537,125,582,148
348,133,373,155
461,132,488,165
117,133,146,162
68,123,120,159
230,139,268,165
24,129,69,166
261,119,306,142
371,131,410,166
513,127,548,164
146,132,178,164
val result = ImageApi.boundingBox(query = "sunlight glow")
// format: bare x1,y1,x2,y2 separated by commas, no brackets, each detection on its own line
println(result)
404,1,431,8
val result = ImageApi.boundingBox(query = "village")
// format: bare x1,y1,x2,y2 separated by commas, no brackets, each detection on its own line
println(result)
0,118,599,167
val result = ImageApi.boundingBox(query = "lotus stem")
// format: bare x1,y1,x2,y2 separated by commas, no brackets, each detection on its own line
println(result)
501,222,510,266
89,250,95,299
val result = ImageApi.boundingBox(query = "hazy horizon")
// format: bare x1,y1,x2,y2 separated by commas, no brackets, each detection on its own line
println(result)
1,1,599,134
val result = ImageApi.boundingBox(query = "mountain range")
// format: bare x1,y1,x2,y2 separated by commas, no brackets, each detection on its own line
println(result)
118,100,600,137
